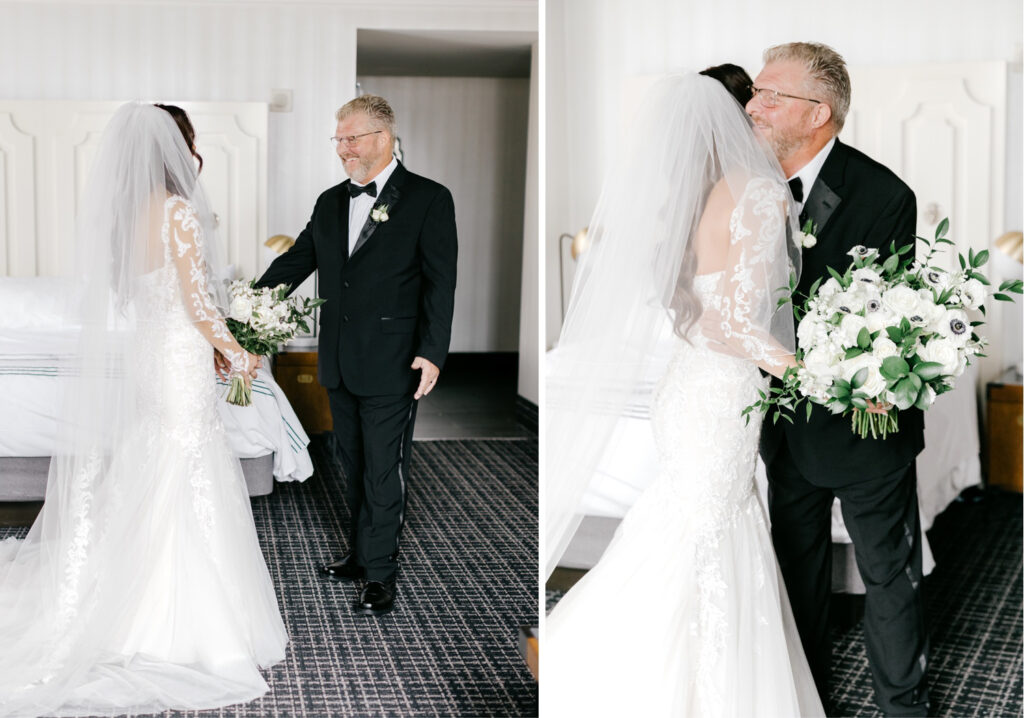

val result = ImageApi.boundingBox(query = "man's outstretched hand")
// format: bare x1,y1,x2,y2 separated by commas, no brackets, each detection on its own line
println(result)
412,356,440,400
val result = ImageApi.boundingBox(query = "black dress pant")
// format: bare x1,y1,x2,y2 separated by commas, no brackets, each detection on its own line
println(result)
328,380,418,584
767,441,930,717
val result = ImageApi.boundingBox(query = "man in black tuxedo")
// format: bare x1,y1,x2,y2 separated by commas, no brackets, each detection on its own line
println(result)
748,43,929,716
257,95,457,616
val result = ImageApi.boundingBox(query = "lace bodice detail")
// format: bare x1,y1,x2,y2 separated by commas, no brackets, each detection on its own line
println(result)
644,282,771,715
130,198,251,536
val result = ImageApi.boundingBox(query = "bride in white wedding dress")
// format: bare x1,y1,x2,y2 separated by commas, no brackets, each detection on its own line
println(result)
544,71,824,716
0,103,286,717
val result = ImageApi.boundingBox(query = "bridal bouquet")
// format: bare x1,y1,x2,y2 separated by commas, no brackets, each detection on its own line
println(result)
743,219,1023,438
223,279,325,406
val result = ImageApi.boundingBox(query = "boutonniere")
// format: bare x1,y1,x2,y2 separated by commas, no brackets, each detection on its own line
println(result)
370,203,390,223
796,218,818,249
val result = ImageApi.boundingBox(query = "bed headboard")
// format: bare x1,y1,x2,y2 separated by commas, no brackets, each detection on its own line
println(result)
0,100,267,279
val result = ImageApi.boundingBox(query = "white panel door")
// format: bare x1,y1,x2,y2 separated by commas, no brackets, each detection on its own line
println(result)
845,61,1008,389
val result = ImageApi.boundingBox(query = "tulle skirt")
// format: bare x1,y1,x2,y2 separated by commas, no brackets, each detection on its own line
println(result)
0,411,287,717
543,478,824,717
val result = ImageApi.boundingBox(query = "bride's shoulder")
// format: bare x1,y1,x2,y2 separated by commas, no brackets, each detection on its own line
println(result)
740,174,786,200
164,194,197,220
163,195,200,242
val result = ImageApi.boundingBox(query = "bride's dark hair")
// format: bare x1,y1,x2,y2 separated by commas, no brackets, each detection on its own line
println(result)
155,104,202,195
699,64,754,106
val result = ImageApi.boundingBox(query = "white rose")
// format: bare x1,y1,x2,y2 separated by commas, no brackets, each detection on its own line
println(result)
872,336,900,360
840,353,886,398
804,346,841,382
797,231,817,249
838,313,868,348
229,296,253,322
958,278,986,310
881,285,921,320
930,308,971,346
797,313,820,348
916,337,963,376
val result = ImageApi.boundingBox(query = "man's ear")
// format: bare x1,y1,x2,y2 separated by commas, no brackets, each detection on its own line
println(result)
811,103,833,130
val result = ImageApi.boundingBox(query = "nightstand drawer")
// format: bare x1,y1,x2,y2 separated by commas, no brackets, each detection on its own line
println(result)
987,382,1023,492
274,351,333,434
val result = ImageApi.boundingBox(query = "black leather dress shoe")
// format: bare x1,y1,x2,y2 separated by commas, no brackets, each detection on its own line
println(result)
319,555,365,582
354,581,396,616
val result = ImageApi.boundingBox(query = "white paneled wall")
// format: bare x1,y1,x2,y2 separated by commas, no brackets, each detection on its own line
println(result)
358,75,529,352
0,0,537,354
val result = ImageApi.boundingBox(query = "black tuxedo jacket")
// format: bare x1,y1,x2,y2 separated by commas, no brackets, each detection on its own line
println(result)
257,162,457,396
760,140,925,486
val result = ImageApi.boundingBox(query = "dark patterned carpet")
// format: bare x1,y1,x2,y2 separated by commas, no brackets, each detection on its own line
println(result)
546,489,1022,717
829,489,1022,717
1,438,539,717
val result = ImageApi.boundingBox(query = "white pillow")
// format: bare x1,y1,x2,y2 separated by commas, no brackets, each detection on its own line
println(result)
0,277,78,331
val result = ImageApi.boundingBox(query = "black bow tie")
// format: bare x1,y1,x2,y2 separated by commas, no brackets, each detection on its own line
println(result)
788,177,803,203
348,181,377,199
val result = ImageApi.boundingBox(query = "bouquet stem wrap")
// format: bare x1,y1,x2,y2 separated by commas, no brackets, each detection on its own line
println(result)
852,407,899,439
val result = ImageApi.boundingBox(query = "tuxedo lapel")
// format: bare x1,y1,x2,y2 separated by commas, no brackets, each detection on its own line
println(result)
803,179,841,233
803,140,847,234
338,184,352,266
350,163,407,258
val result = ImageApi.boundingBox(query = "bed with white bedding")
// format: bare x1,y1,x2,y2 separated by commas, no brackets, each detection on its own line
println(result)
0,277,313,499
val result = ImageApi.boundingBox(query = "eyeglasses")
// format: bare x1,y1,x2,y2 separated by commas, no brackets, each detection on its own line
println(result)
749,85,821,109
330,130,383,147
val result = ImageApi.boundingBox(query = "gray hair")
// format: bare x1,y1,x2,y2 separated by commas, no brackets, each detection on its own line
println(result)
764,42,851,133
335,94,396,142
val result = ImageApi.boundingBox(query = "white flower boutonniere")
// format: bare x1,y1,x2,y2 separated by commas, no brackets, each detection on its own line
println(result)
796,218,818,250
370,204,390,223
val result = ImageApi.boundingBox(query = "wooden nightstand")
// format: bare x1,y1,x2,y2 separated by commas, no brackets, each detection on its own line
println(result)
274,348,333,434
987,376,1023,492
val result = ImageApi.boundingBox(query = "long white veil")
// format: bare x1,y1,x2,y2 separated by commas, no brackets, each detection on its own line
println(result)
545,75,800,578
0,103,231,716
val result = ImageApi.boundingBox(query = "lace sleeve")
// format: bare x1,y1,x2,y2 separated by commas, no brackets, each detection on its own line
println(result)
699,178,797,376
165,197,251,374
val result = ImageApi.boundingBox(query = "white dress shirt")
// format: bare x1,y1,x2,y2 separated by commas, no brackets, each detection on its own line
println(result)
348,155,398,256
788,137,836,215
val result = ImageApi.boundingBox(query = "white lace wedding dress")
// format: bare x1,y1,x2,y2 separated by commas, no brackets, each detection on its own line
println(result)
0,197,287,717
544,272,824,718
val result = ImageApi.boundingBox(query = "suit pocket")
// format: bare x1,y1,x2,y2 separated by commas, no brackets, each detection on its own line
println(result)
380,316,416,334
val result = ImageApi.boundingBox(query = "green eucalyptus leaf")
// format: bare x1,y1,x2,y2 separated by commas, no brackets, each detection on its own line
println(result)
857,327,872,350
913,362,944,381
880,356,910,381
851,367,868,389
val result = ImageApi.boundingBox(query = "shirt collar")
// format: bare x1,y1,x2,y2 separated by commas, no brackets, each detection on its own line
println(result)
353,155,399,196
789,136,836,203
